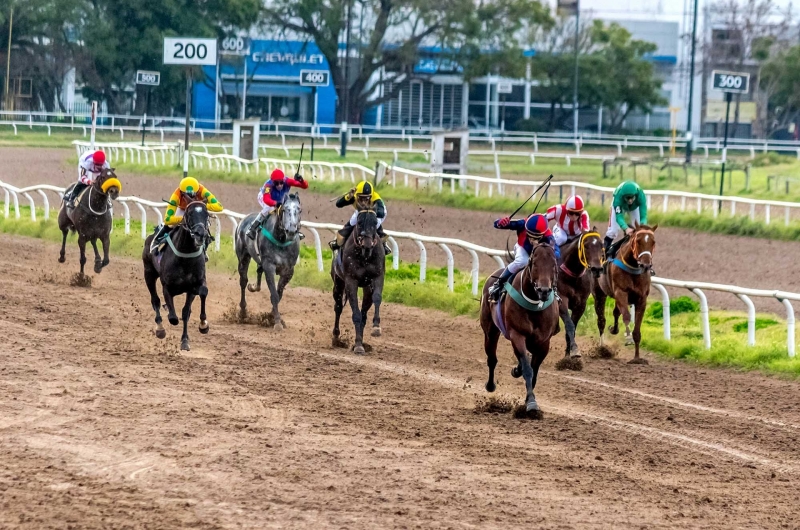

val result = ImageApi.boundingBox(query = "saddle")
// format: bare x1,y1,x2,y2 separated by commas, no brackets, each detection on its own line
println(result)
606,235,629,261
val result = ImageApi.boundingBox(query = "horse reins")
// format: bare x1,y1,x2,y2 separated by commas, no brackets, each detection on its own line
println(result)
559,231,604,279
354,209,378,249
520,244,554,305
630,229,656,261
83,184,109,216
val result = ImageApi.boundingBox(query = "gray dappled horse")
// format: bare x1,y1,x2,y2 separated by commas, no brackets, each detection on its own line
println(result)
58,168,121,277
235,193,302,330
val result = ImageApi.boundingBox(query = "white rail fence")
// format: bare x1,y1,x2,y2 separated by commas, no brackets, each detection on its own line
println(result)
1,178,798,357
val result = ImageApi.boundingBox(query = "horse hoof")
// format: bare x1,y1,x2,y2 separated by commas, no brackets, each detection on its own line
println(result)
513,402,544,420
332,336,349,349
625,336,634,346
485,381,496,393
273,321,284,332
526,400,540,412
155,328,166,339
371,326,382,337
627,357,649,365
181,339,190,351
199,321,209,334
58,256,65,263
353,344,366,355
169,316,179,326
511,366,522,379
94,263,103,274
247,284,260,293
608,326,619,335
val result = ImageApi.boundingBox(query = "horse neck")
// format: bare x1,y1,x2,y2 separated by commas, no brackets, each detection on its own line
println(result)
619,238,637,264
88,184,107,210
562,238,584,273
171,224,199,251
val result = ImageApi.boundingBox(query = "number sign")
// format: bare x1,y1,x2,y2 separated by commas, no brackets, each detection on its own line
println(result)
300,70,330,87
711,70,750,94
163,38,217,66
220,36,250,55
497,82,513,94
136,70,161,86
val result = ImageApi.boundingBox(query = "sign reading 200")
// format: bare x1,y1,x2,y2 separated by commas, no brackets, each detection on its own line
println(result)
163,38,217,66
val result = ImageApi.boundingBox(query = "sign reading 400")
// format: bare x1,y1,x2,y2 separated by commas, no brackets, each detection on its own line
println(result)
300,70,330,87
163,37,217,66
712,70,750,94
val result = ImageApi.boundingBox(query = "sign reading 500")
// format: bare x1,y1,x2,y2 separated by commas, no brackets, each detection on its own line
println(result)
163,37,217,66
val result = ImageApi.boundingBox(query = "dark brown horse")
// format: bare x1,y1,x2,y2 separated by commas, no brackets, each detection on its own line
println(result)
481,241,560,415
592,223,657,364
58,168,121,277
557,229,605,358
331,208,386,355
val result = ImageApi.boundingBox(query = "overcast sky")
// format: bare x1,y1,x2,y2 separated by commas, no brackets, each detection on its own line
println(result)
576,0,795,23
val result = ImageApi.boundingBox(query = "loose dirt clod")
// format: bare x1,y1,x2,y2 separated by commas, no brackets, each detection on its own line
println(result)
221,305,278,328
69,273,92,288
555,357,584,371
474,396,516,414
512,404,544,420
591,344,617,359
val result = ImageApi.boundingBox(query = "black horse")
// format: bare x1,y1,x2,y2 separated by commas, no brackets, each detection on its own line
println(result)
235,193,302,330
142,201,210,351
58,168,121,277
331,208,386,354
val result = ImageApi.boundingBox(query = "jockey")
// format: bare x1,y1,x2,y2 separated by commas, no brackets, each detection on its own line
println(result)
66,150,110,207
488,213,558,302
605,180,648,256
246,168,308,239
545,194,590,249
151,176,223,255
329,181,391,255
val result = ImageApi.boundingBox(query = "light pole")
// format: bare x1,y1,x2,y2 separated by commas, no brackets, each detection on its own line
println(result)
340,0,353,158
4,3,13,111
685,0,699,164
572,0,580,139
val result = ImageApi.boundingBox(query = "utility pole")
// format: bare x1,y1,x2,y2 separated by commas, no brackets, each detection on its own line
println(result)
572,0,580,139
340,0,353,158
685,0,699,164
4,3,13,111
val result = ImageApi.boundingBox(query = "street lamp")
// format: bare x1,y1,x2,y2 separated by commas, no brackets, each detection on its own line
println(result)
4,3,13,111
685,0,699,164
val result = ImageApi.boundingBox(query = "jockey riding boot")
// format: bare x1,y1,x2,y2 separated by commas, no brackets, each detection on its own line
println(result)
488,268,513,302
329,223,354,251
150,224,167,255
247,213,266,240
377,226,392,255
603,236,614,259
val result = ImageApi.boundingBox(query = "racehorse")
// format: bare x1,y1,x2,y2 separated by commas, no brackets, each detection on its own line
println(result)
142,201,210,351
58,167,121,277
235,193,302,330
331,208,386,355
557,229,605,359
481,241,560,415
591,223,657,364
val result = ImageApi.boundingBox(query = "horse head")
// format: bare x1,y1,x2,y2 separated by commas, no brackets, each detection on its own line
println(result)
182,201,210,249
583,227,606,278
95,167,121,201
527,240,558,301
355,208,379,259
631,222,657,272
279,193,302,236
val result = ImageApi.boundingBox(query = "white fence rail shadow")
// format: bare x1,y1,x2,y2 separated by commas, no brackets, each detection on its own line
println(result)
1,177,798,357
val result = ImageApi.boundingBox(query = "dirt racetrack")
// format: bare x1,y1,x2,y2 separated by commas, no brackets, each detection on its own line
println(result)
2,234,800,528
4,147,800,313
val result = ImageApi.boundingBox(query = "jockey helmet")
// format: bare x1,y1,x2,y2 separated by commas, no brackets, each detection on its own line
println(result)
525,213,548,237
355,181,373,199
180,177,200,198
618,180,640,200
92,151,106,166
270,168,285,182
565,195,585,214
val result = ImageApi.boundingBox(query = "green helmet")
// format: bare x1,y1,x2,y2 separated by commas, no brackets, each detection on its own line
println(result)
617,181,640,199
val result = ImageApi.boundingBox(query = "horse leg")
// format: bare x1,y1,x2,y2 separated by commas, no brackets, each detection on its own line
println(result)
198,283,209,335
58,228,68,263
277,268,293,302
484,324,501,392
247,266,264,293
77,235,88,276
263,265,283,331
613,291,633,345
509,331,536,412
593,288,608,346
559,295,576,357
162,284,179,326
144,266,165,339
180,293,196,351
526,337,550,413
609,306,621,335
370,275,384,337
100,233,110,268
629,299,648,365
90,238,103,274
345,277,366,354
238,254,251,316
569,298,588,358
331,276,346,347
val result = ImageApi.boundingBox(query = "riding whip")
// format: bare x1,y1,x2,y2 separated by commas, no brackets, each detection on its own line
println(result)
509,174,554,218
295,143,305,176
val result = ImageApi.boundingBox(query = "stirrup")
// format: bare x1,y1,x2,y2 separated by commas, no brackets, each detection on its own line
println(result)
298,232,305,240
328,240,340,251
383,243,392,255
488,284,503,302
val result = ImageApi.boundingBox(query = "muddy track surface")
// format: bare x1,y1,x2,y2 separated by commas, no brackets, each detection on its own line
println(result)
2,234,800,528
4,147,800,312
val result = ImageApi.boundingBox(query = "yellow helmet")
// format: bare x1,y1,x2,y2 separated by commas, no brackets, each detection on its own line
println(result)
180,177,200,197
354,181,373,198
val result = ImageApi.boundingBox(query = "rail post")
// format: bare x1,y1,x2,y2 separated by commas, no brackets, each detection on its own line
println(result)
438,243,454,292
691,288,711,349
737,294,756,346
780,298,795,357
388,236,399,270
652,283,670,340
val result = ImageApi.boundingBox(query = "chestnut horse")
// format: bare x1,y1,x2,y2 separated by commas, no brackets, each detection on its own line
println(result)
557,229,605,358
592,223,657,364
481,242,560,415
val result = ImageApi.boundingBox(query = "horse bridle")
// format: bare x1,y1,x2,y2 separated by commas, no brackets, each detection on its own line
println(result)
181,201,209,244
80,173,116,216
578,230,605,268
521,244,556,304
630,228,656,261
354,209,378,248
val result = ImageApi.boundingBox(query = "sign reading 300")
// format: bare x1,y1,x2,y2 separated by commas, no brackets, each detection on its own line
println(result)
711,70,750,94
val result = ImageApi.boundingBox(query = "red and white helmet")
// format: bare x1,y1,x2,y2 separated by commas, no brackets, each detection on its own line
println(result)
565,195,585,214
92,150,106,166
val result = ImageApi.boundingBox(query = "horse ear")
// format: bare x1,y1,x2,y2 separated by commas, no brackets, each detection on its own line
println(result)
652,224,658,232
633,220,639,230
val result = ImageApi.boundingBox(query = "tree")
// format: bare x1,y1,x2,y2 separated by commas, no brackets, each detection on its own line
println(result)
262,0,552,124
759,46,800,136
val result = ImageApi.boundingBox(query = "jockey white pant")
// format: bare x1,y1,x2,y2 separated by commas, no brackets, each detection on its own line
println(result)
259,204,276,216
606,206,640,239
348,211,384,228
507,243,529,274
553,226,579,246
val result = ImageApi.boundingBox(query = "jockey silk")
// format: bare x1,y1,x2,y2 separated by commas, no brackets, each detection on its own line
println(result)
546,204,590,238
259,177,308,208
78,150,110,185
